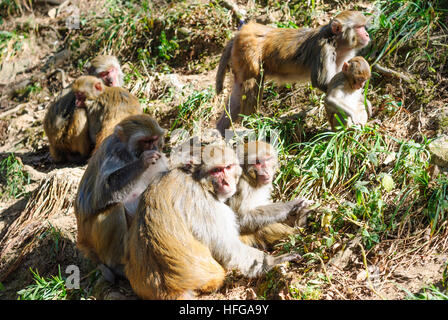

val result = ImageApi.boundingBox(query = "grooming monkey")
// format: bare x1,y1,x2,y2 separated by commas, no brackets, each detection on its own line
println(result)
231,141,313,249
72,75,142,147
44,55,124,163
74,114,168,282
324,56,372,130
125,144,299,299
215,11,371,135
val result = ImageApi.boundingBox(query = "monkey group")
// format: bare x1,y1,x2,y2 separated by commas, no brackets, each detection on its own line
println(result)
216,10,373,134
40,10,377,300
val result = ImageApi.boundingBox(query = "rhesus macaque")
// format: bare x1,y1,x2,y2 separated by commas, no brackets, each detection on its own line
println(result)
125,144,300,299
74,115,168,282
72,75,142,147
215,11,371,135
324,56,372,130
230,141,313,248
44,55,124,163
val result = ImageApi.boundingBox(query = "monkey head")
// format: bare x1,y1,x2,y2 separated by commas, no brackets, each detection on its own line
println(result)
342,56,371,90
114,114,165,157
89,55,124,87
72,76,105,108
330,11,370,50
195,144,242,201
241,141,279,188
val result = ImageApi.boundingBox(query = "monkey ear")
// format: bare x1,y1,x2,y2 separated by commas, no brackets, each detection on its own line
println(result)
331,20,343,35
94,81,103,92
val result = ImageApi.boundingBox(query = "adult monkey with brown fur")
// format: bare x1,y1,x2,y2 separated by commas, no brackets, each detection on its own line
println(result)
324,56,372,130
44,55,124,163
72,75,142,147
125,144,300,299
231,141,313,249
75,114,168,282
215,11,371,135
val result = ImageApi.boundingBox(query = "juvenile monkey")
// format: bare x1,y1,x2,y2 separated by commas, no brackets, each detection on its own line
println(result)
44,55,124,163
215,11,371,135
74,115,168,282
324,56,372,130
125,144,299,299
231,141,313,248
72,75,142,147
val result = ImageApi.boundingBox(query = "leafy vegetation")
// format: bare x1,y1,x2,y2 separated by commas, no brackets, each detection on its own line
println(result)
0,153,30,199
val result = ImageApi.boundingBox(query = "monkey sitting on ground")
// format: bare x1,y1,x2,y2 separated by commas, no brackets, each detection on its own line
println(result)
72,75,142,147
74,114,168,283
44,55,124,163
124,144,300,299
324,56,372,130
230,141,313,249
215,11,371,135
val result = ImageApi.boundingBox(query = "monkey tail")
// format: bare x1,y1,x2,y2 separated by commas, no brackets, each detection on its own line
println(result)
215,38,234,95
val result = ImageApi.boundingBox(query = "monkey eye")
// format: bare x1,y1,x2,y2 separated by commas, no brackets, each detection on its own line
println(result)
210,167,223,175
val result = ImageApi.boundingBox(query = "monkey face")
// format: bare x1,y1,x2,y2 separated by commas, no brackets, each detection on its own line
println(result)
138,136,160,152
99,67,119,87
251,157,276,186
74,92,86,107
354,25,370,47
209,164,240,200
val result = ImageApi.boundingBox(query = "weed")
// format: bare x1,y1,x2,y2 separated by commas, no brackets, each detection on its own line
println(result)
0,153,30,199
17,267,68,300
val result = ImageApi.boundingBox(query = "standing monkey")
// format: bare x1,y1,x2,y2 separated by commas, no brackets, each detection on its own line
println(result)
74,115,168,282
215,11,371,135
44,55,124,163
324,56,372,130
125,144,299,299
231,141,313,248
71,76,142,147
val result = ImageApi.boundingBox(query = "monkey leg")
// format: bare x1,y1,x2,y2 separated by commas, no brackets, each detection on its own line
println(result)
77,205,128,282
216,81,243,135
240,223,295,249
240,74,265,116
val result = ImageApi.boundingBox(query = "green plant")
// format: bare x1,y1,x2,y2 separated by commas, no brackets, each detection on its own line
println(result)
404,284,448,300
0,153,30,199
17,267,68,300
170,87,214,132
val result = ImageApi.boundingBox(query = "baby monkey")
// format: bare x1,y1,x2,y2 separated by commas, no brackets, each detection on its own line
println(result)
231,141,313,249
324,56,372,130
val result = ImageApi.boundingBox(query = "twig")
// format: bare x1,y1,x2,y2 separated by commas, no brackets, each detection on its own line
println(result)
373,64,413,83
0,103,28,119
358,243,386,300
315,254,347,300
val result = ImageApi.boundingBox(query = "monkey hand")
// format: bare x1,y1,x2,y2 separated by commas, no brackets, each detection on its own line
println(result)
289,198,314,216
141,150,162,167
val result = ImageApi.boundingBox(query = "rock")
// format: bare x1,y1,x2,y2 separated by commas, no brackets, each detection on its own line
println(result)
428,135,448,168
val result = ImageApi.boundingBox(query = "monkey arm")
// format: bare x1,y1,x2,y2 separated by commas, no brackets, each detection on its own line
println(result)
95,159,148,210
364,98,372,117
312,42,337,92
324,95,358,121
237,201,297,233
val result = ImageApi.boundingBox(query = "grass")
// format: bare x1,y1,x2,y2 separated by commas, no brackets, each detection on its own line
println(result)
17,266,68,300
0,153,30,199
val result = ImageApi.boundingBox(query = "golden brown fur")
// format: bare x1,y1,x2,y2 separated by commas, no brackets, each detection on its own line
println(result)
216,11,371,135
75,115,168,282
72,76,142,148
43,55,124,163
125,144,299,299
